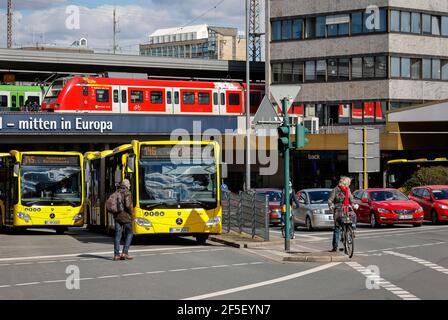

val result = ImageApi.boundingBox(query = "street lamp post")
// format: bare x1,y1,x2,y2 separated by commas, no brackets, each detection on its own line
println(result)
245,0,251,191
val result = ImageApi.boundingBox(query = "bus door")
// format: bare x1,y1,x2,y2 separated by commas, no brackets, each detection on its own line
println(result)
0,91,9,110
112,86,121,113
173,88,181,114
212,89,219,114
166,89,174,114
120,87,129,113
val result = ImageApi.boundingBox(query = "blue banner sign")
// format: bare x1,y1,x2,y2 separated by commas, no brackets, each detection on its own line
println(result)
0,113,238,135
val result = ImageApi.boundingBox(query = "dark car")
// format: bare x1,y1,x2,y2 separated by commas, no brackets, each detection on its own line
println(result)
409,185,448,224
253,188,282,226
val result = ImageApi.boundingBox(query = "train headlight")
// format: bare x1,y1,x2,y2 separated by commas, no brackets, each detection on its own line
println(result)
135,218,152,227
206,216,221,227
72,214,83,221
17,212,31,223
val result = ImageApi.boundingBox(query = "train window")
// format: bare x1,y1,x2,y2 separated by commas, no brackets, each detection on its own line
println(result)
183,92,195,104
113,90,119,103
213,92,218,105
220,93,225,105
96,89,110,103
151,91,163,104
198,92,210,105
167,91,172,104
121,90,127,103
131,90,144,103
174,92,179,104
19,96,24,108
0,95,7,108
83,86,89,96
229,93,240,105
12,96,16,108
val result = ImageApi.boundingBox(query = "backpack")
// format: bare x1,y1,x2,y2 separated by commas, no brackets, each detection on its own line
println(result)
106,190,124,214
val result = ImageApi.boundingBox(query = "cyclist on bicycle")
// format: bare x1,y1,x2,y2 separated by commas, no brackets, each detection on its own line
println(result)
328,176,358,252
280,181,301,239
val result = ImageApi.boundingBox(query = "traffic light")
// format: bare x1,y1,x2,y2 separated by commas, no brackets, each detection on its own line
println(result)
295,123,309,149
277,124,290,152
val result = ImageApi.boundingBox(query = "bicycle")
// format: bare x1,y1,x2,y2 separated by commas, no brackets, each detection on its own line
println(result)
280,208,295,239
340,205,356,258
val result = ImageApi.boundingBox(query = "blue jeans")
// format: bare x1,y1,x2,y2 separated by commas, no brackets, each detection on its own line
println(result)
114,222,133,256
332,214,357,249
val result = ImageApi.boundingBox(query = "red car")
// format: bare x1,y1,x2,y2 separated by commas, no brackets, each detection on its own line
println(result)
353,188,424,228
254,188,283,226
409,186,448,224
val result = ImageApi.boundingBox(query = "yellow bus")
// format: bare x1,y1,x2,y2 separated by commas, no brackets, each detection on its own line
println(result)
85,140,221,243
0,151,84,233
386,158,448,191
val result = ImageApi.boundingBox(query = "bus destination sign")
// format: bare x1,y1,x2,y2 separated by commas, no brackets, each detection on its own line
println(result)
22,155,80,166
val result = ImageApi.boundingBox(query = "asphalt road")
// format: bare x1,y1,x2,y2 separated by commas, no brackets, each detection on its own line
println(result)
0,223,447,300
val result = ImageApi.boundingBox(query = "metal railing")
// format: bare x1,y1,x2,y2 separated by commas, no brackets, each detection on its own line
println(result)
221,190,269,240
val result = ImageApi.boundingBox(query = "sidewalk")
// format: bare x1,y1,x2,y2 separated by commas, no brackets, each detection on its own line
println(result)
209,231,349,263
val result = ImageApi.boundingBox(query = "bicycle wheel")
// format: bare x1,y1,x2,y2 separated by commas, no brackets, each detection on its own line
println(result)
344,225,354,258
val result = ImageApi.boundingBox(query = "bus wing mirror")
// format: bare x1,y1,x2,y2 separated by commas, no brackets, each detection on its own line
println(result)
389,174,396,183
13,163,19,177
127,155,135,173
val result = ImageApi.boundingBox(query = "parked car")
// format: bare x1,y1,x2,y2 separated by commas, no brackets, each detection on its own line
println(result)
253,188,283,226
293,188,334,230
353,188,424,228
409,185,448,224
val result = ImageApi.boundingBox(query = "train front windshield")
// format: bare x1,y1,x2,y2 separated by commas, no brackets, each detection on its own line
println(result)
43,79,64,104
138,158,217,210
20,155,82,206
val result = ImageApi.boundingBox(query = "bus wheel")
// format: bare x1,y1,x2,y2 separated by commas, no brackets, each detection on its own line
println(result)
195,235,209,245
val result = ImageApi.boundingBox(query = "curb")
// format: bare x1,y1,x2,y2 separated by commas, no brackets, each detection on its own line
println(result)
283,254,349,262
209,236,283,249
208,236,241,248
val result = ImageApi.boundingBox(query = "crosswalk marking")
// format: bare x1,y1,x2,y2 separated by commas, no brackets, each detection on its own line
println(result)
384,251,448,275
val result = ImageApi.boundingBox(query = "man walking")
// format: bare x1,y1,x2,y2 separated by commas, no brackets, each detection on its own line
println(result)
112,179,134,261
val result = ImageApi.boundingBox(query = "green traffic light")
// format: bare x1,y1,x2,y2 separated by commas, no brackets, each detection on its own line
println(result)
295,123,309,149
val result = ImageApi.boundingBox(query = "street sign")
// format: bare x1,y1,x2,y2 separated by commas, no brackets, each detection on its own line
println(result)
348,127,380,173
253,96,280,126
270,85,301,106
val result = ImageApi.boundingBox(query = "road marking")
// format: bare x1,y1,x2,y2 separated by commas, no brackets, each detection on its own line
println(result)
0,246,209,263
169,269,188,272
59,259,77,263
384,251,448,274
346,261,420,300
43,280,66,283
0,285,11,288
122,273,144,277
190,267,209,270
80,258,98,261
145,270,166,274
182,262,341,300
211,265,228,268
232,263,249,266
358,242,446,254
15,282,40,286
37,261,58,264
249,262,264,265
14,262,33,265
97,275,119,279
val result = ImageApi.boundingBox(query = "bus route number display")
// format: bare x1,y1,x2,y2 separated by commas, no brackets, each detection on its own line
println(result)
22,155,79,166
141,145,214,159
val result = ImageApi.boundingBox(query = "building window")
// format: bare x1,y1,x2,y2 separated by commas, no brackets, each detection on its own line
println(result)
316,16,326,37
401,11,411,32
351,102,363,124
282,20,292,40
272,63,281,83
442,60,448,80
432,16,441,35
282,62,293,82
422,14,431,34
151,91,163,104
316,60,326,81
411,12,421,34
183,92,195,104
401,58,411,78
130,90,143,103
305,61,316,81
442,16,448,36
96,89,110,103
391,10,400,32
327,23,338,37
198,92,210,105
375,56,387,78
292,19,303,39
422,59,432,79
391,57,401,77
411,59,421,79
432,59,441,79
305,17,316,38
352,57,363,79
339,58,350,80
363,57,375,78
378,9,388,32
351,12,363,34
327,59,338,81
292,62,303,83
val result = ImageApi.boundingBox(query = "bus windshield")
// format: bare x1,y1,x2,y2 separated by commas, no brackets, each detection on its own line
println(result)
138,158,217,209
20,164,82,206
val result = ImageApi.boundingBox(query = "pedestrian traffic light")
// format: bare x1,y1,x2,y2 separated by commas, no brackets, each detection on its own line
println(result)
277,124,290,152
295,123,309,149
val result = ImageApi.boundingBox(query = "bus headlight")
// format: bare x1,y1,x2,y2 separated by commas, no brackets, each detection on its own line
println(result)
206,216,221,227
135,218,152,227
72,214,83,221
17,212,31,223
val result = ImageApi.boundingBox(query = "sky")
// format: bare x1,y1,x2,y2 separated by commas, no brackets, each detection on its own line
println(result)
0,0,264,54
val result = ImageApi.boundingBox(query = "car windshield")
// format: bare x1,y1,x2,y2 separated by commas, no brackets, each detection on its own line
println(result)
261,191,281,202
138,158,217,209
308,190,331,204
370,190,408,201
432,189,448,200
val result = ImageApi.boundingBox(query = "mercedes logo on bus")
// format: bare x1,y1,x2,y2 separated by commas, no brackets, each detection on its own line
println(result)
176,218,183,225
49,213,55,219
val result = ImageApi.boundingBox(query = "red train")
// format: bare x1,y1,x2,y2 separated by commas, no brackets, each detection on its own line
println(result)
41,76,265,115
